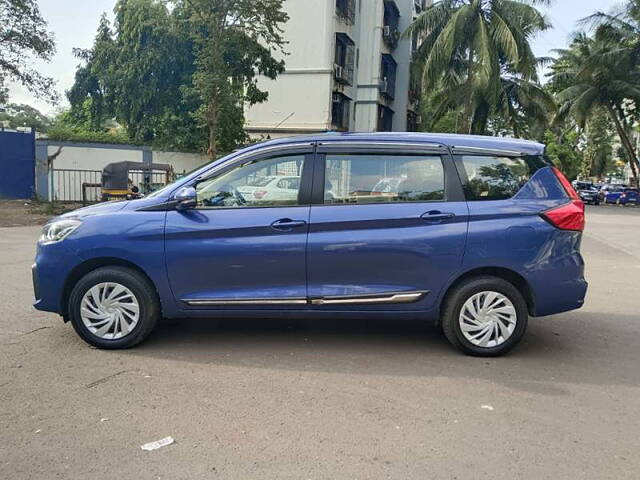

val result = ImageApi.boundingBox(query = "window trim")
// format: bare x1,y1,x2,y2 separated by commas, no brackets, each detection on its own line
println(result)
192,150,315,210
311,150,457,206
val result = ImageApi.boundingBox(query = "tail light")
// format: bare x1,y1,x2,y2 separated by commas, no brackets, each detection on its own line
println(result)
541,168,585,231
253,190,267,199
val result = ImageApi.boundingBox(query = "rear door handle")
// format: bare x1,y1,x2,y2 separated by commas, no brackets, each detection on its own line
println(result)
420,211,455,223
270,218,308,231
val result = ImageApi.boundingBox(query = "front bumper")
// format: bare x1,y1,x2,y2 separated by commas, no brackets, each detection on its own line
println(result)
32,242,80,314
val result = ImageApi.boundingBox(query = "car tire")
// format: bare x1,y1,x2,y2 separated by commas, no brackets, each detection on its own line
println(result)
441,276,528,357
68,266,160,349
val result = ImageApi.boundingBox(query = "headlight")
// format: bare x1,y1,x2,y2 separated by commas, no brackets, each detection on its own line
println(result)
39,219,83,244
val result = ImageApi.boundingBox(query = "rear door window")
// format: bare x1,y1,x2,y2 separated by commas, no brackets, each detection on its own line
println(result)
323,154,445,204
457,155,539,201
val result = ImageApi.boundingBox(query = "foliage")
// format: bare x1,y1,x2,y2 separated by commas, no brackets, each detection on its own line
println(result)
65,0,289,156
0,0,57,105
583,112,615,179
407,0,554,137
543,127,583,181
176,0,289,157
0,102,52,131
549,28,640,186
47,109,137,145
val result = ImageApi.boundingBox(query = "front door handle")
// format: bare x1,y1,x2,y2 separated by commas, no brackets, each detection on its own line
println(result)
420,211,456,223
270,218,308,231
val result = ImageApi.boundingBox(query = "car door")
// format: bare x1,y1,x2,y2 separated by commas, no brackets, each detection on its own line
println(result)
306,142,469,312
165,144,314,308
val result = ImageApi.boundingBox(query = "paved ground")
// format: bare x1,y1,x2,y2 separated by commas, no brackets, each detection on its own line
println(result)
1,205,639,479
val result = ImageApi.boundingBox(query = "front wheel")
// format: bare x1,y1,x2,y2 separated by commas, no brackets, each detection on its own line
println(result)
441,276,528,357
68,266,160,349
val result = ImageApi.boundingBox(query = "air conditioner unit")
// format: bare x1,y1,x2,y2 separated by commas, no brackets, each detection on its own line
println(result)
332,93,342,103
383,25,391,37
334,64,344,80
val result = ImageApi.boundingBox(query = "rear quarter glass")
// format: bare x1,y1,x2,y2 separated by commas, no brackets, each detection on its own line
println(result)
456,154,567,201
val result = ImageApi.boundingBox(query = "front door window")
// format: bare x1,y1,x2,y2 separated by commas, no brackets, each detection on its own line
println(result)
195,155,307,208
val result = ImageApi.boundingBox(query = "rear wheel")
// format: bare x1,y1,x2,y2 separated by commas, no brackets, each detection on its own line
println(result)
441,276,528,357
68,266,159,349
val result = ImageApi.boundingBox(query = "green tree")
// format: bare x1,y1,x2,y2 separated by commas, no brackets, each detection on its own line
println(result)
176,0,288,157
583,112,615,179
406,0,553,136
67,4,204,150
543,126,584,181
549,32,640,186
0,102,51,131
0,0,57,104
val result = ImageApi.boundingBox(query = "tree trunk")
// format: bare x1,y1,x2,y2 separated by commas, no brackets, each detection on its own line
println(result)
606,103,640,187
461,49,474,134
207,96,218,159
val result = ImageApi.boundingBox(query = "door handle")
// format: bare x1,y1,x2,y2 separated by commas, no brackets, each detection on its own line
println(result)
270,218,308,231
420,211,455,223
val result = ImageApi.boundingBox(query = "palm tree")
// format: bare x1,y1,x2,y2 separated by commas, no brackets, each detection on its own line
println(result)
549,33,640,186
406,0,552,136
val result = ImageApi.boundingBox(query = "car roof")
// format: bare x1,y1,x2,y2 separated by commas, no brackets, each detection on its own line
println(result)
249,132,545,156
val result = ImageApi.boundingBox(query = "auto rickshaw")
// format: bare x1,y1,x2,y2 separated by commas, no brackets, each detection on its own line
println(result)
101,161,175,201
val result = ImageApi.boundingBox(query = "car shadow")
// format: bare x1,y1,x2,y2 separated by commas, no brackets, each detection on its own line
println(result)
122,310,640,394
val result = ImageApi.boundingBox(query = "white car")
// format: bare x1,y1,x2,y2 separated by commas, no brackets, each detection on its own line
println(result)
237,176,301,203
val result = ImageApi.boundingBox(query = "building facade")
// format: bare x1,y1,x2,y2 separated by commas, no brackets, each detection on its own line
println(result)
245,0,429,138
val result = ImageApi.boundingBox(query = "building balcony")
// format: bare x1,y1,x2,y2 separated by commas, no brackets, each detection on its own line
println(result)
331,92,351,131
383,1,400,49
380,54,397,100
334,33,355,86
336,0,356,24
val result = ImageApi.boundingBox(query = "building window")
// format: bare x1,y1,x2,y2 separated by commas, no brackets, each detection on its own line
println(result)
377,105,394,132
332,93,351,131
380,54,397,100
334,33,355,86
383,1,400,49
336,0,356,24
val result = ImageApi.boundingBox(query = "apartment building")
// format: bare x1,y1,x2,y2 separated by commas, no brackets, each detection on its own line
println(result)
245,0,429,138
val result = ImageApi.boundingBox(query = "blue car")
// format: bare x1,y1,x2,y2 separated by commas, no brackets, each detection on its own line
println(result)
33,133,588,356
604,187,639,205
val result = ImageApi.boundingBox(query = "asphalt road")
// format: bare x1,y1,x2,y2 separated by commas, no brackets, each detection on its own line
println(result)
1,205,639,479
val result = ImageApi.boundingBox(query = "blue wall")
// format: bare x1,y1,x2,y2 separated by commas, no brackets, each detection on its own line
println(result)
0,129,36,199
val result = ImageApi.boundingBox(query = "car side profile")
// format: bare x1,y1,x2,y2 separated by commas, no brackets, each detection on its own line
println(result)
604,187,639,205
33,133,588,356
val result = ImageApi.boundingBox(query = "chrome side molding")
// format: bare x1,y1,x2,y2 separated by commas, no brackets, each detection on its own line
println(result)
182,291,428,307
183,298,308,306
310,291,428,305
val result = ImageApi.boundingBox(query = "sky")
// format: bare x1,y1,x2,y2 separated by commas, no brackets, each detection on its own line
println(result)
7,0,623,115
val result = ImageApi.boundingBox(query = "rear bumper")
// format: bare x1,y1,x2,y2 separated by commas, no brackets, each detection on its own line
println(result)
532,277,588,317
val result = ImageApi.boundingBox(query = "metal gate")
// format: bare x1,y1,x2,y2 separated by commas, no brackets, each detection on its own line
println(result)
51,168,171,202
0,128,35,199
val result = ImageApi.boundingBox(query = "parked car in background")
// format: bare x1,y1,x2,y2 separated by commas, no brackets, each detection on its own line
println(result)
573,181,600,205
599,184,625,203
33,133,588,357
602,185,627,204
607,188,639,205
236,175,301,202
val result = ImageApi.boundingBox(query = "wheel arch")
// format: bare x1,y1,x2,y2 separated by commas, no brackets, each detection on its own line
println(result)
61,257,162,321
439,266,535,320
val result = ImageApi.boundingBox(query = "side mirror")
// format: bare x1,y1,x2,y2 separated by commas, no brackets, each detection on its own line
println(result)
174,186,197,211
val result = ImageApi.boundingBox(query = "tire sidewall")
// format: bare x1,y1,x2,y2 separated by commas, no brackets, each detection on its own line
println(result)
68,267,158,349
444,277,528,356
